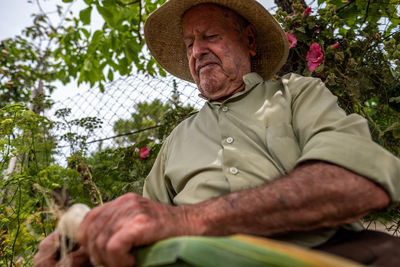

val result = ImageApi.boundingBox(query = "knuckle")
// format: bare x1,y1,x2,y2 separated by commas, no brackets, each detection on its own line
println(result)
123,192,140,200
95,236,105,252
105,240,121,256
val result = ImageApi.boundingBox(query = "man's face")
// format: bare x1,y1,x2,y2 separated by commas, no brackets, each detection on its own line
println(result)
182,4,256,101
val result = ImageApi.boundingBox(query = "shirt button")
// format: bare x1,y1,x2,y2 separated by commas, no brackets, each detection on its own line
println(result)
226,137,234,144
229,167,239,175
221,106,229,112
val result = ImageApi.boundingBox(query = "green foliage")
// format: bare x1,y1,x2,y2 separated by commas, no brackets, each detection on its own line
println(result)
0,104,104,265
276,0,400,156
53,0,167,91
0,103,56,266
275,0,400,232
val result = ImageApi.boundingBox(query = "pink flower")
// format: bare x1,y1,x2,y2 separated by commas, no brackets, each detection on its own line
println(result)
331,42,340,49
140,147,149,159
304,7,312,16
135,148,140,152
286,32,297,49
306,43,324,71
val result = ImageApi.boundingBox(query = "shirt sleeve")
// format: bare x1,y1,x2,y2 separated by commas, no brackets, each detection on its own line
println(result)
142,137,175,204
284,73,400,204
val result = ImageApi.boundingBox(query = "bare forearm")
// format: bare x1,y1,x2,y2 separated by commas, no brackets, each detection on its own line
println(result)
181,161,390,237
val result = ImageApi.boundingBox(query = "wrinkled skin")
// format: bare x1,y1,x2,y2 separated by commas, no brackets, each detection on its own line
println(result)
34,193,193,267
75,193,191,266
182,4,256,101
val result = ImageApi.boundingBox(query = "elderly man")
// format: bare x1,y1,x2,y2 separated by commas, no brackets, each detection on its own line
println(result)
35,0,400,266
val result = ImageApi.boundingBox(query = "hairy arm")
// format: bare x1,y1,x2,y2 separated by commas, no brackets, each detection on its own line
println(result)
71,161,389,267
182,161,390,236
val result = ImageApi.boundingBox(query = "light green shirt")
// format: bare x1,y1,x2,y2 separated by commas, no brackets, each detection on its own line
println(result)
143,72,400,246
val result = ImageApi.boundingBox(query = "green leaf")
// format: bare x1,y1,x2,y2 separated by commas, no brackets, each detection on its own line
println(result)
295,27,306,34
99,82,105,93
107,69,114,81
62,0,73,2
83,60,93,71
79,6,92,25
134,235,360,267
124,44,139,63
119,57,129,75
91,30,104,46
80,28,91,39
97,5,115,28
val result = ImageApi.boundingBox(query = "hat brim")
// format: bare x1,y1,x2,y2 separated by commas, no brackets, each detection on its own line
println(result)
144,0,289,83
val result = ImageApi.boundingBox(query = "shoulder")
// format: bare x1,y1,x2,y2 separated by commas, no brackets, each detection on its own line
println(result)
279,73,331,100
169,109,201,135
281,73,325,89
162,108,203,151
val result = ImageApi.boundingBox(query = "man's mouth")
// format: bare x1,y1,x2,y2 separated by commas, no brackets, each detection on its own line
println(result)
198,63,218,73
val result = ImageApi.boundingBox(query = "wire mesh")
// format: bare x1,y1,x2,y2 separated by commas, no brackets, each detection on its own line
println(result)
49,74,203,164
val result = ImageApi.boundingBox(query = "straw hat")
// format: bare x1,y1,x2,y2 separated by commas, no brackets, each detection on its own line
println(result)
144,0,289,83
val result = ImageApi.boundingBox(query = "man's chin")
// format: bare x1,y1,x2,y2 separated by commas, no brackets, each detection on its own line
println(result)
198,83,222,99
199,88,228,101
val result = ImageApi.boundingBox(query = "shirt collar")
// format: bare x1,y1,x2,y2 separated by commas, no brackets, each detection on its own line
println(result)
200,72,264,104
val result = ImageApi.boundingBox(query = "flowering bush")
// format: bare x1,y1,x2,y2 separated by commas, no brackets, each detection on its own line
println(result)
276,0,400,154
276,0,400,231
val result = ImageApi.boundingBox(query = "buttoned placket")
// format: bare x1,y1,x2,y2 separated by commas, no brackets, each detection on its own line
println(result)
217,104,241,185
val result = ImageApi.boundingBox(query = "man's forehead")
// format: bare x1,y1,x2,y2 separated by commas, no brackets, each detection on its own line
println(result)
182,3,238,23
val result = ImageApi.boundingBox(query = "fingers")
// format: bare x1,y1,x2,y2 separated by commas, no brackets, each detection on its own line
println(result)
34,231,60,267
55,246,93,267
77,193,141,245
75,193,180,267
34,231,93,267
104,226,137,267
83,197,140,266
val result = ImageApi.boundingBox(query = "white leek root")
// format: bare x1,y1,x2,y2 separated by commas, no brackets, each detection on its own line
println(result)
56,203,91,265
57,203,91,242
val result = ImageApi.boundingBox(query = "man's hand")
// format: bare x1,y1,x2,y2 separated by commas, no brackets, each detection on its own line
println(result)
76,193,191,267
33,231,93,267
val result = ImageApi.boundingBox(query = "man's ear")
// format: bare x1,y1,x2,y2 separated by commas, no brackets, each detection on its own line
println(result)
246,24,257,57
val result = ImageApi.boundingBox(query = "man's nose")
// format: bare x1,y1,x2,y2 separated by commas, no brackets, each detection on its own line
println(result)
192,39,209,59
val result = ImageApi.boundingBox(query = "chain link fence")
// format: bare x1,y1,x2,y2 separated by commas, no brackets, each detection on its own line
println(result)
49,74,203,164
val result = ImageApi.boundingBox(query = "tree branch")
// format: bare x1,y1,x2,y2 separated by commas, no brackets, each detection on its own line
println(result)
336,0,355,13
363,0,371,23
